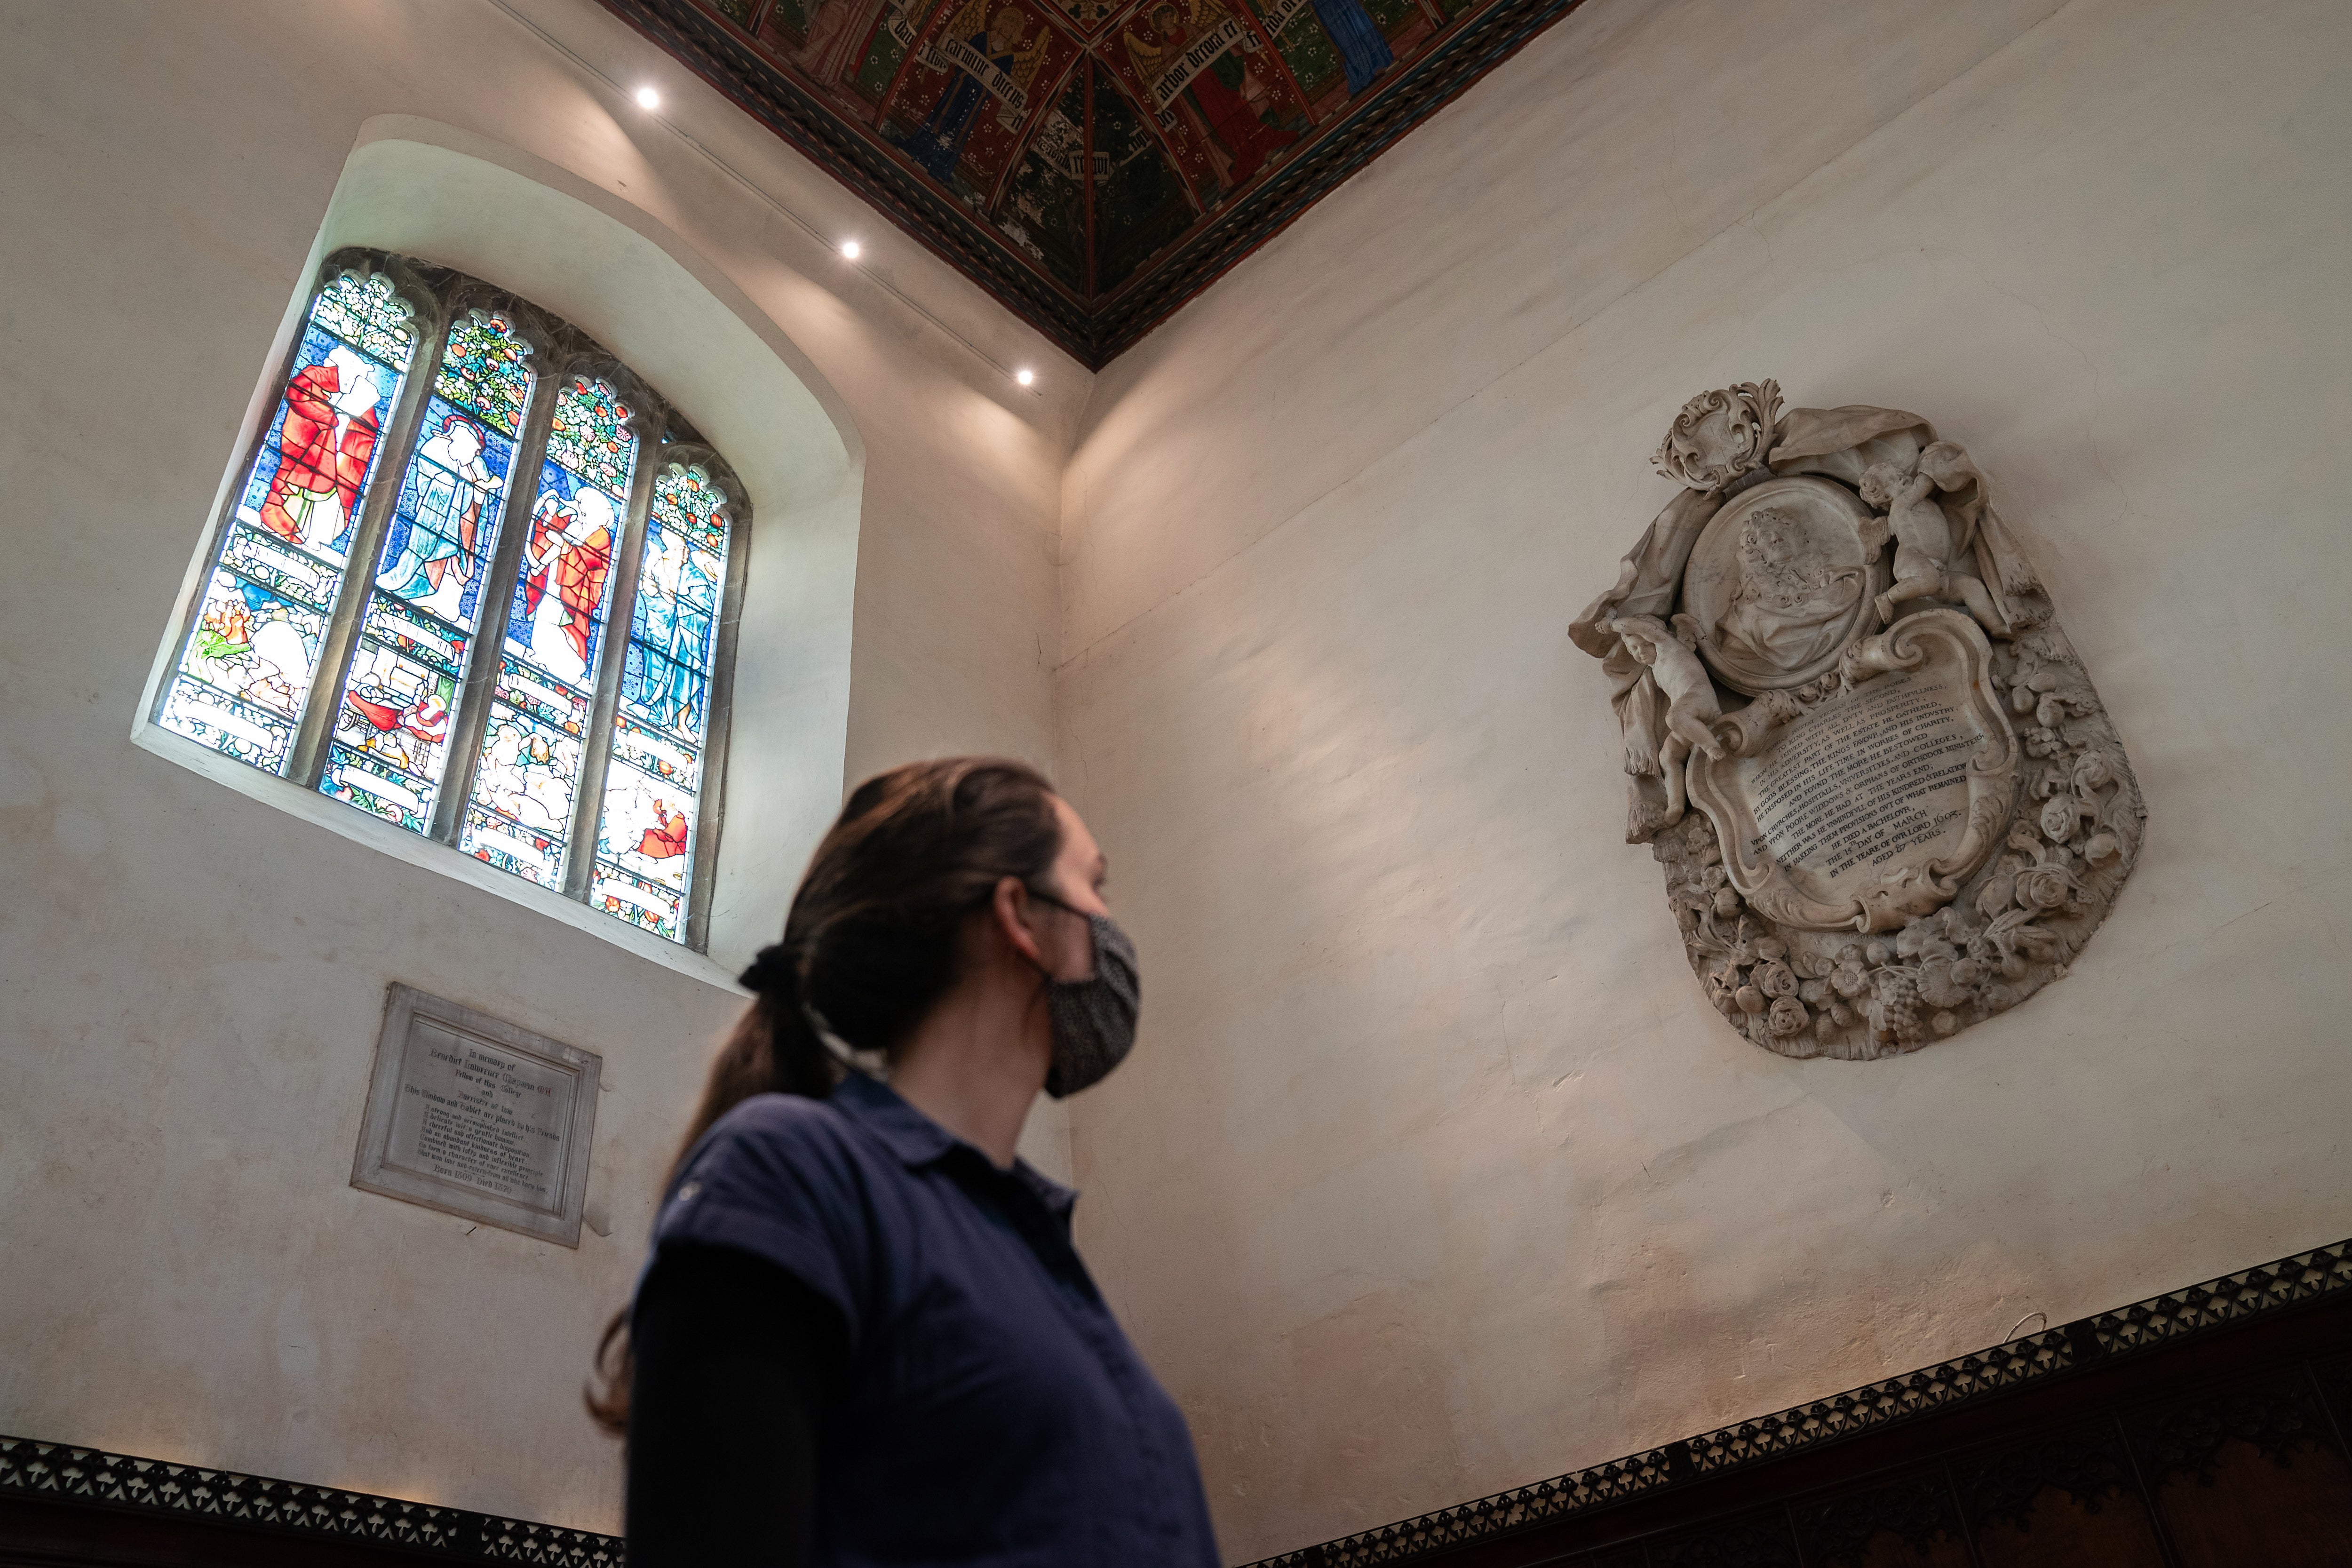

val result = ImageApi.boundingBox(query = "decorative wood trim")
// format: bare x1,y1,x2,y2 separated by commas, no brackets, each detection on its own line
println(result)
0,1443,621,1566
7,1236,2348,1567
1238,1236,2352,1567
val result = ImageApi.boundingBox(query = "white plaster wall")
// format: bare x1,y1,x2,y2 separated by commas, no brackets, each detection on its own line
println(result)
1057,0,2352,1557
0,0,1077,1532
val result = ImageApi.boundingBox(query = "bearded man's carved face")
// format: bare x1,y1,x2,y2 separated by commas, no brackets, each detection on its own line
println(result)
1738,514,1797,572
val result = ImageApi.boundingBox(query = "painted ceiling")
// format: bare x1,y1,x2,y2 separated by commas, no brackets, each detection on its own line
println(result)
598,0,1583,366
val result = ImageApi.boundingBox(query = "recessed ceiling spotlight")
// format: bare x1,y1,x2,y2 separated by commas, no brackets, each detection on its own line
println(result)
841,239,862,259
635,85,661,110
1015,367,1035,387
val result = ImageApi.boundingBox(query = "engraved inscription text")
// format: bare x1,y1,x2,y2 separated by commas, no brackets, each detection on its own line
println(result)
1739,672,1979,882
385,1021,574,1210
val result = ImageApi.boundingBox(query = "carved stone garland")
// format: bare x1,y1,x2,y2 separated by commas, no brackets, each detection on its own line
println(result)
1572,382,2145,1059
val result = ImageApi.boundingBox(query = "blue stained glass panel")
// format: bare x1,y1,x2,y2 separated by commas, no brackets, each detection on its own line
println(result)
318,368,528,833
587,466,733,943
373,399,519,633
620,643,710,749
616,509,725,742
502,465,623,691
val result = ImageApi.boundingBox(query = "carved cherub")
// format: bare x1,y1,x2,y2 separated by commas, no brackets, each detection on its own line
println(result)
1607,613,1727,828
1858,444,2011,637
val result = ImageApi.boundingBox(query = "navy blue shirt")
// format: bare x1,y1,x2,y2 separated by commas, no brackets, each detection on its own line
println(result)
638,1073,1221,1568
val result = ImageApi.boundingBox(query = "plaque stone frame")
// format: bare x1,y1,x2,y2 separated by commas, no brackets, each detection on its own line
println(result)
1570,381,2146,1058
351,984,601,1246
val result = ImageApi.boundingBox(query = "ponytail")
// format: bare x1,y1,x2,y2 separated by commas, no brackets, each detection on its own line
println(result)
682,945,837,1165
587,757,1064,1435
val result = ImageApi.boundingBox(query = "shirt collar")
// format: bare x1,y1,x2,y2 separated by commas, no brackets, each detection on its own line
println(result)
832,1070,1078,1222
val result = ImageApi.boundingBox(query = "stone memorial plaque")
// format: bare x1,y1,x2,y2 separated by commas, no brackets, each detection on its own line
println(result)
1688,610,2015,933
352,985,600,1245
1571,381,2145,1058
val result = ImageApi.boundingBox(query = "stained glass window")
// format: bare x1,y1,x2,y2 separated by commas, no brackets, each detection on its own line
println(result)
155,251,748,950
319,310,535,833
544,374,638,495
458,376,639,887
591,465,731,939
159,269,413,771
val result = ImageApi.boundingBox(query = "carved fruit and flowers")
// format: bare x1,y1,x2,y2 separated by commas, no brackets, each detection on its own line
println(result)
1580,382,2146,1060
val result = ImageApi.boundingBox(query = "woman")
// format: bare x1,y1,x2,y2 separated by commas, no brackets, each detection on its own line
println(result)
591,758,1218,1568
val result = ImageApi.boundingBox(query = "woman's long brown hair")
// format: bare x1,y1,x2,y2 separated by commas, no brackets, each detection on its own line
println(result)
586,756,1063,1434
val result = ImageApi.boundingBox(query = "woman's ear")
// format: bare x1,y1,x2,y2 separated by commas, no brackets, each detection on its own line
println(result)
990,875,1049,969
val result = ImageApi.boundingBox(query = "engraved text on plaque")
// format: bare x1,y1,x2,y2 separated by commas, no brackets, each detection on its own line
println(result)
1739,671,1979,887
352,986,601,1245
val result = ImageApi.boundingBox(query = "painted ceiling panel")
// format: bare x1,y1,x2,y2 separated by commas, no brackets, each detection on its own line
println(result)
600,0,1583,365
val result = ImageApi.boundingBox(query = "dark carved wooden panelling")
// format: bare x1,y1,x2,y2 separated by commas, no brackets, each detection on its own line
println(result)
1960,1424,2168,1568
1796,1470,1973,1568
1648,1511,1802,1568
2127,1371,2352,1568
2312,1352,2352,1438
6,1239,2352,1567
1240,1241,2352,1568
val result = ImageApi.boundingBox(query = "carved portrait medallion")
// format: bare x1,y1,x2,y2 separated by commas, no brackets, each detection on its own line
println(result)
1570,383,2146,1059
1680,476,1889,694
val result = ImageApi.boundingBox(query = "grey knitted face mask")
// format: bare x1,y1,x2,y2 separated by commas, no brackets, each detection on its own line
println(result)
1028,895,1140,1098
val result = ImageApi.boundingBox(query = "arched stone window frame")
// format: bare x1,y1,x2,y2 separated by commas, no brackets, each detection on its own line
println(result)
154,245,755,951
